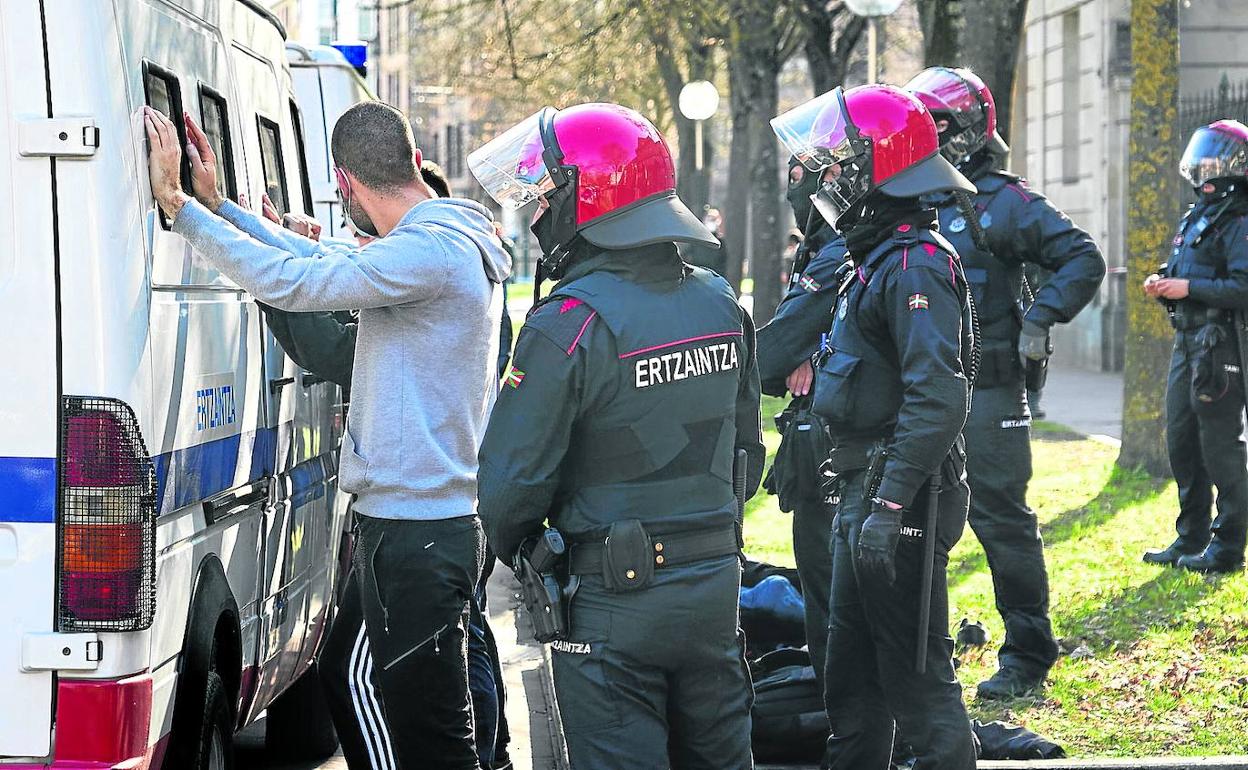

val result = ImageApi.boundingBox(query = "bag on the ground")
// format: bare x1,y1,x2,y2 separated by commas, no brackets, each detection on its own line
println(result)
750,647,829,763
740,562,806,656
972,719,1065,760
763,396,833,512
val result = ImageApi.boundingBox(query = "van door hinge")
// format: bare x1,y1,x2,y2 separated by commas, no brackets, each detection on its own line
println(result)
18,118,99,158
21,632,102,671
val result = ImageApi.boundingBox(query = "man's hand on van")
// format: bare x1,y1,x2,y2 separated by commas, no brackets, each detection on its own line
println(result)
259,194,323,241
143,107,190,220
183,113,225,213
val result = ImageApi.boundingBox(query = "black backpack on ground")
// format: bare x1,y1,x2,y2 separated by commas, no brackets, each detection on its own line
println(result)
750,648,829,763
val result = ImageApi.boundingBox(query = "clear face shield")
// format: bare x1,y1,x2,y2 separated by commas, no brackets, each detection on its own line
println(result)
467,108,559,211
906,68,989,165
1180,126,1248,188
771,88,872,227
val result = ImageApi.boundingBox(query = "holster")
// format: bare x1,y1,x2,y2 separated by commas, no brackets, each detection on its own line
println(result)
514,537,569,644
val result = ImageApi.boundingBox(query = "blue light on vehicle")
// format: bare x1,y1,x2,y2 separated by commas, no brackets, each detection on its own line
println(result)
332,41,368,72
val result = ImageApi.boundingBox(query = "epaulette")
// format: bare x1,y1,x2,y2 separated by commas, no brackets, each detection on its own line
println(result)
524,295,600,356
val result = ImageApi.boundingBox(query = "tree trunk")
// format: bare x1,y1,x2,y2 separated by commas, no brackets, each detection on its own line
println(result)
798,4,865,97
749,63,783,325
917,0,960,67
958,0,1028,141
1119,0,1180,477
723,56,752,293
654,28,716,223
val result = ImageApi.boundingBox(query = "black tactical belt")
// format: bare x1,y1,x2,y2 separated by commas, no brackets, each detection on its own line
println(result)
826,441,884,474
568,526,739,575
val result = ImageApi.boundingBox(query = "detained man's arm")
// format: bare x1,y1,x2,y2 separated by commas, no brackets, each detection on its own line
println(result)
171,200,450,311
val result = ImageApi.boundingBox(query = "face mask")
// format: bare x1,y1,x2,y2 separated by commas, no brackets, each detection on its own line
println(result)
336,168,380,238
786,158,821,235
530,207,559,259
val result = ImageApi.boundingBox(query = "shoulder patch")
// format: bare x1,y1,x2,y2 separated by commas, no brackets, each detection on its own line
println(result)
524,296,600,356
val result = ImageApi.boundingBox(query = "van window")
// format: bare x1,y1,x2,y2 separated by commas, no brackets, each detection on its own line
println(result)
142,62,191,226
288,99,315,215
256,116,289,215
198,86,238,202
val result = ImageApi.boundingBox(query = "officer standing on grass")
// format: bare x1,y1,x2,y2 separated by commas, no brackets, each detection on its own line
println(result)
772,84,978,770
756,156,848,717
906,67,1106,700
1143,119,1248,574
472,102,765,769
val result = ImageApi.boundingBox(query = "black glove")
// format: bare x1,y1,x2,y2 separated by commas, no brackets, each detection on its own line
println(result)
856,499,903,584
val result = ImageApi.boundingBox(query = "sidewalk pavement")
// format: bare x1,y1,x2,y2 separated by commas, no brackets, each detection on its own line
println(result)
1038,362,1124,442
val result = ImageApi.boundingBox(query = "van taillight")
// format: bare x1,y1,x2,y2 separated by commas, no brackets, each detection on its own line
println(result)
58,397,156,632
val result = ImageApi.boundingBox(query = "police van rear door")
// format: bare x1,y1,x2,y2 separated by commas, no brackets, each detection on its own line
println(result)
0,0,61,758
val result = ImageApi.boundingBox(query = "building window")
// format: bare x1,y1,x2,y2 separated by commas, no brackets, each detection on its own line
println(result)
1061,9,1080,183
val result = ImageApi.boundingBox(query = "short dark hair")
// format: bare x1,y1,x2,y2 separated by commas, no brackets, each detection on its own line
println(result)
420,160,451,198
331,101,419,190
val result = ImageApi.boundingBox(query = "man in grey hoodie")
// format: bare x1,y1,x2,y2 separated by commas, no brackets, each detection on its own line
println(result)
145,102,510,770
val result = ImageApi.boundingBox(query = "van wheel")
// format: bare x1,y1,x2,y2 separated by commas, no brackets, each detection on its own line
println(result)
266,663,340,760
197,671,235,770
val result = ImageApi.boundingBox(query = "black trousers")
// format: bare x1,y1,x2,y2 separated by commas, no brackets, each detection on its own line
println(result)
964,381,1059,678
1166,331,1248,557
824,469,976,770
321,513,485,770
792,495,834,695
551,554,754,769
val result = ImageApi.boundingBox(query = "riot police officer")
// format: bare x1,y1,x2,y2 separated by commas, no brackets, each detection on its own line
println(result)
772,84,978,770
756,157,848,710
471,103,765,769
906,67,1106,699
1143,119,1248,574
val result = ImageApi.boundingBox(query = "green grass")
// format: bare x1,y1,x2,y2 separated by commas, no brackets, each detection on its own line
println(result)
741,407,1248,757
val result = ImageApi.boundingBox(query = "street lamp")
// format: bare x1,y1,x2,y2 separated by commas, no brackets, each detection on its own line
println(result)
678,80,720,171
844,0,903,83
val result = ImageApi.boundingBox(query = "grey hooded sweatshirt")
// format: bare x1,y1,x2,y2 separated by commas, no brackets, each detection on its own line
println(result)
174,197,512,521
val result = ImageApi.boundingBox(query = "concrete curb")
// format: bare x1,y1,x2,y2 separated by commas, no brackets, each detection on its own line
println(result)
762,760,1248,770
538,644,570,770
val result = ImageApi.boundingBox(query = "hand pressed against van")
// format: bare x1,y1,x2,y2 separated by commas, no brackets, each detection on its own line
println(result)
183,113,226,212
143,107,189,219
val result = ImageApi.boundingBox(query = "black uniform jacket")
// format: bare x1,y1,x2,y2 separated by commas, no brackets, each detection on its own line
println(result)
477,245,765,560
1164,189,1248,326
933,170,1104,339
816,222,971,507
757,224,850,396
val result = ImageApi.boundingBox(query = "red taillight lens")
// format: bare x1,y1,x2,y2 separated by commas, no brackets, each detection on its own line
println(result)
58,397,156,632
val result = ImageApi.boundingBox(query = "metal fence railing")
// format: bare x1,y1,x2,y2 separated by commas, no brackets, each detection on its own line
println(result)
1179,74,1248,138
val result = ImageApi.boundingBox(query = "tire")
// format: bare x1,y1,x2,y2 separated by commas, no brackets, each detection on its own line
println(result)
196,671,235,770
266,663,340,760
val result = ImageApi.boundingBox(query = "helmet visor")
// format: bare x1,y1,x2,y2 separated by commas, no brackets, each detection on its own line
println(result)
905,68,985,129
1180,126,1248,187
771,88,857,173
467,110,557,210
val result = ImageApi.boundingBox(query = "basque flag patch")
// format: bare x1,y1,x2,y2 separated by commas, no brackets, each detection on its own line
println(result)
908,293,929,311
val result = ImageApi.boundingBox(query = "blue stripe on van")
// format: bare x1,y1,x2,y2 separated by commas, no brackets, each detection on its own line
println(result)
153,428,279,514
289,456,328,508
0,457,57,523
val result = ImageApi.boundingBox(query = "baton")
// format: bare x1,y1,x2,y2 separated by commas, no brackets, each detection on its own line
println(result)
915,474,940,674
733,448,748,552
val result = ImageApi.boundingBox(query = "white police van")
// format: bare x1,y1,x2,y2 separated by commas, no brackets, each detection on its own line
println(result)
286,42,375,239
0,1,350,767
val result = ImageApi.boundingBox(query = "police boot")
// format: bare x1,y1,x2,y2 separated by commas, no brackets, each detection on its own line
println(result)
1142,539,1206,566
976,665,1044,700
1176,543,1245,574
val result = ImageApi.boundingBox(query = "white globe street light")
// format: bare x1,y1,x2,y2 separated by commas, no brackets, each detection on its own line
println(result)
679,80,721,170
844,0,904,83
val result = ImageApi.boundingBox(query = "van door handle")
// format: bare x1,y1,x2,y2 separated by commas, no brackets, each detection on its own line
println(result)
269,376,296,394
204,481,270,523
302,372,326,387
